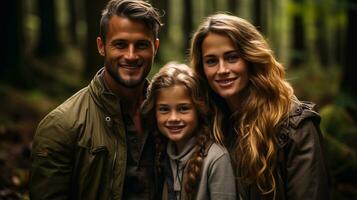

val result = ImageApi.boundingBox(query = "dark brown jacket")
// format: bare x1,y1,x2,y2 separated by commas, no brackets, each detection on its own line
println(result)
235,101,331,200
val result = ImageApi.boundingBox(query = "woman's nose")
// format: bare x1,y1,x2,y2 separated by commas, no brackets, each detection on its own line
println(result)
217,60,230,74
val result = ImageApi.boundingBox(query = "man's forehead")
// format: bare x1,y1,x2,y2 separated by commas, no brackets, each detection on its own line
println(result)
106,16,155,40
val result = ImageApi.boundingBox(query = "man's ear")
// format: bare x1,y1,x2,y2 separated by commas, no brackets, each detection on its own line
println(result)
96,37,105,56
154,38,160,54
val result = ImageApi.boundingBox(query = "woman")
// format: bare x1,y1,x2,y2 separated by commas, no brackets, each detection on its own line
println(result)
190,13,330,199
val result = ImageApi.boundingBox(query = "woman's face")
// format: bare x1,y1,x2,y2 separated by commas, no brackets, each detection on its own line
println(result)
201,33,249,105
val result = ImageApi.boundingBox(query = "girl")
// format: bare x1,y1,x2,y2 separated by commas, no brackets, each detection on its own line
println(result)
142,62,236,200
190,13,330,199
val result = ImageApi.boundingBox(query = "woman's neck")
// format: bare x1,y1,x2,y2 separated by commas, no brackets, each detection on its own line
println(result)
226,95,241,112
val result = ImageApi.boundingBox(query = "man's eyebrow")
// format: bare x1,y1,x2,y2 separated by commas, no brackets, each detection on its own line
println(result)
110,39,126,44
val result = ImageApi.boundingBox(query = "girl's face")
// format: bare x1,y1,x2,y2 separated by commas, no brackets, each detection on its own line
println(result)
156,85,198,152
202,33,249,108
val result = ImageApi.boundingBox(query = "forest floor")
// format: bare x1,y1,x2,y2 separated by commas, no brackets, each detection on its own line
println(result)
0,50,83,199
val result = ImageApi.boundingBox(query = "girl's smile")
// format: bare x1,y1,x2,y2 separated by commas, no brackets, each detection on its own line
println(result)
155,85,198,152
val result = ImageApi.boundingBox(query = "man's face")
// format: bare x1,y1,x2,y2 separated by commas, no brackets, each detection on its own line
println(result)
97,16,159,88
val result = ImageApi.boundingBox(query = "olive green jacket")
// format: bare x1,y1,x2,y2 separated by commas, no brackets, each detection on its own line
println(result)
30,70,145,200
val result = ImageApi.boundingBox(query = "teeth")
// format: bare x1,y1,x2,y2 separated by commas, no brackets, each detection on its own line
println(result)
222,80,232,83
169,127,182,130
167,126,183,132
217,79,233,85
123,66,138,69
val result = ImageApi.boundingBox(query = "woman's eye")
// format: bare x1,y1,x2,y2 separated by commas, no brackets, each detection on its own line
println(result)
226,54,239,63
204,58,218,66
227,55,239,63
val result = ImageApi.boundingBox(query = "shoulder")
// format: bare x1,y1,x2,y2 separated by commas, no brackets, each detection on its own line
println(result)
288,100,320,128
277,100,322,148
35,87,90,140
204,143,231,163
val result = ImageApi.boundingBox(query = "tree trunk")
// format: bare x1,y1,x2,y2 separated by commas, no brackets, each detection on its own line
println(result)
212,0,218,11
252,0,266,33
84,0,108,80
152,0,169,36
315,5,329,67
68,0,78,44
37,0,61,57
291,12,305,67
341,0,357,120
151,0,170,63
0,0,24,86
183,0,193,54
228,0,238,14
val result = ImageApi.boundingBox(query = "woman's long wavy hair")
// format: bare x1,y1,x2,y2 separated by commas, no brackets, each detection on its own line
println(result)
141,62,212,199
190,13,295,195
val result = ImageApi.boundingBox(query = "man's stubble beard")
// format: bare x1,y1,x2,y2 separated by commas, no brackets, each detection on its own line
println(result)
105,61,152,89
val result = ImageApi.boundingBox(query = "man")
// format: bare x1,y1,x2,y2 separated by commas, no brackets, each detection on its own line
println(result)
29,0,161,199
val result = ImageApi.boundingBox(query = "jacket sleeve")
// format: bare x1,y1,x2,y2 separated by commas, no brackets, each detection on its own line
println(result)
208,152,237,200
286,119,330,200
30,113,75,200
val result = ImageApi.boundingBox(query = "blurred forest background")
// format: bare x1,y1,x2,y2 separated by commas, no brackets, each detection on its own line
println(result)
0,0,356,199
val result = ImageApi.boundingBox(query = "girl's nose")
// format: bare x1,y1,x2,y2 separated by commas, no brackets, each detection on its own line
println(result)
168,111,180,122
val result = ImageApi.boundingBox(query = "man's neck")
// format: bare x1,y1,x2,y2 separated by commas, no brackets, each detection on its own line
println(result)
103,70,145,116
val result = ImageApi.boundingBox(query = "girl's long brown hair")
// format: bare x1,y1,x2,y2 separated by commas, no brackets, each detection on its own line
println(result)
190,14,294,195
141,62,212,199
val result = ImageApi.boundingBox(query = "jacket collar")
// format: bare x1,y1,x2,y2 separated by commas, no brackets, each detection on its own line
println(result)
288,100,320,128
88,68,149,123
277,99,321,148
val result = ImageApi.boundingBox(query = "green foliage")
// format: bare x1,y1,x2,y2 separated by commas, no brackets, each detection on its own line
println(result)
320,104,357,173
288,65,340,103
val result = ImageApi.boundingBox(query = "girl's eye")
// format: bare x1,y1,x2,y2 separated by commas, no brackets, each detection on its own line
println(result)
178,105,191,113
157,106,169,113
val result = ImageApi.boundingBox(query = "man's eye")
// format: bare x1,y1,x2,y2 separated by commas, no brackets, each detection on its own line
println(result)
115,42,127,49
137,42,150,50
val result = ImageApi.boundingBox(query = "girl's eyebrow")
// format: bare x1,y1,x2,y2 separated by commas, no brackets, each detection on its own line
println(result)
156,102,193,106
178,103,193,105
156,103,168,106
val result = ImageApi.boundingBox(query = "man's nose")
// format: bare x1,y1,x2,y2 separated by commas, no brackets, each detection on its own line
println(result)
124,45,138,61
